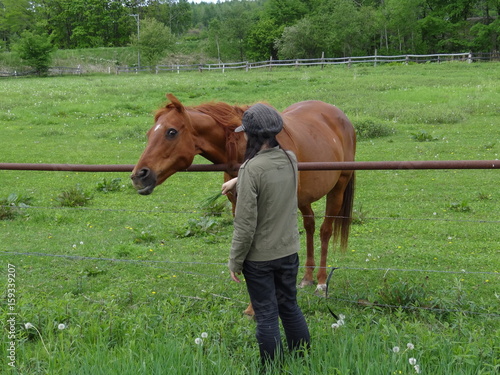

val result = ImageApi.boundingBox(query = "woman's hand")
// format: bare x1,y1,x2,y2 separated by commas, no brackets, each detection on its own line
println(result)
221,177,238,195
230,271,242,283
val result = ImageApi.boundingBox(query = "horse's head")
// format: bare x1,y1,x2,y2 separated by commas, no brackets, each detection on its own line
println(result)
131,94,198,195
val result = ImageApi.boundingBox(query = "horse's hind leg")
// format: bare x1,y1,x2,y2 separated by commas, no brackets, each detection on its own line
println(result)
317,202,335,293
299,204,316,288
316,175,351,292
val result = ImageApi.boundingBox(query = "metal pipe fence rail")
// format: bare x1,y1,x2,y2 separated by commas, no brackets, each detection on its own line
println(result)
0,159,498,173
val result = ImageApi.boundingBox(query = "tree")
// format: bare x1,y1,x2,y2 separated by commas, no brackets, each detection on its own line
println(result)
275,17,320,59
379,0,424,53
13,30,55,75
0,0,35,50
131,18,174,67
264,0,309,26
34,0,133,49
309,0,368,57
246,18,283,60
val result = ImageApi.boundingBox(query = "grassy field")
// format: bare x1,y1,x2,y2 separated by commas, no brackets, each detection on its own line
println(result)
1,63,499,374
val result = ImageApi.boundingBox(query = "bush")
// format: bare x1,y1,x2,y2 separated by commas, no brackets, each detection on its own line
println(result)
96,178,123,193
0,193,32,220
56,185,92,207
354,118,394,139
411,130,438,142
131,18,174,68
12,31,55,75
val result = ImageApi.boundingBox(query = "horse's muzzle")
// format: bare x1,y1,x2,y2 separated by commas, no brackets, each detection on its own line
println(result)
131,167,157,195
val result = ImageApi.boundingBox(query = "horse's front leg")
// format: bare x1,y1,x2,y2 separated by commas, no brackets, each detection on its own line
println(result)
299,205,316,288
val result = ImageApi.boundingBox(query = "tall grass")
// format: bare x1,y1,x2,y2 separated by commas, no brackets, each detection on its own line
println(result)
1,63,499,374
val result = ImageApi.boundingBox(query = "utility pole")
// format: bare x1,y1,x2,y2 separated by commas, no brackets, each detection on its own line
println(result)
129,14,140,70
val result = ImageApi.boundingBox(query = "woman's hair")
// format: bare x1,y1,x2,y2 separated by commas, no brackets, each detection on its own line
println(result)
244,133,280,161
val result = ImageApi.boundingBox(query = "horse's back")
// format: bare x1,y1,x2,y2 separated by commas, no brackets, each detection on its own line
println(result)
280,100,356,163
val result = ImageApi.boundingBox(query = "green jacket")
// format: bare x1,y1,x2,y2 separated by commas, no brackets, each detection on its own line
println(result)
228,147,300,273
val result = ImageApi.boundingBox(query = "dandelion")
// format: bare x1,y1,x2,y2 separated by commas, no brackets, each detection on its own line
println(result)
331,323,340,329
24,322,50,355
58,323,66,330
393,346,400,353
407,343,415,350
337,319,345,326
201,332,208,338
195,337,203,345
414,365,421,373
409,358,417,365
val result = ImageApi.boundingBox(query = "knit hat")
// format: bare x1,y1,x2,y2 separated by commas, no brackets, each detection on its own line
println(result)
235,103,283,135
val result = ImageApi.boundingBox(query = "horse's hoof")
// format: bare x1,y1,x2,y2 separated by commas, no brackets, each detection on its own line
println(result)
314,284,327,297
316,284,327,291
299,279,314,288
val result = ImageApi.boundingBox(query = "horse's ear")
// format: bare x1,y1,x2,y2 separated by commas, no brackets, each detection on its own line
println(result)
166,93,185,113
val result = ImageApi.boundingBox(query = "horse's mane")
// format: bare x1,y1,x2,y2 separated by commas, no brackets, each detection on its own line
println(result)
154,101,249,130
194,102,248,129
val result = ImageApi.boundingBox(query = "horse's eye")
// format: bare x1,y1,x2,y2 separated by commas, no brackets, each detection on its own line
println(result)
166,128,178,139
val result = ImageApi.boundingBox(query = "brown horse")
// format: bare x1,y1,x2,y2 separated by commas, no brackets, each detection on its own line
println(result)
131,94,356,297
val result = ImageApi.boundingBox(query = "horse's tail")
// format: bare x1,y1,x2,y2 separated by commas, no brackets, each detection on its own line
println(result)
334,171,355,251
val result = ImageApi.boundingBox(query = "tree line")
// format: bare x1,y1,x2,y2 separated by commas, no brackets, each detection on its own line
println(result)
1,0,499,70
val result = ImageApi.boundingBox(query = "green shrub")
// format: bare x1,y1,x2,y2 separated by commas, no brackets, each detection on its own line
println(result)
176,193,232,239
354,118,394,139
133,228,157,244
12,30,55,75
448,200,472,213
378,279,429,310
199,192,231,217
56,184,92,207
96,178,123,193
0,193,32,220
411,130,438,142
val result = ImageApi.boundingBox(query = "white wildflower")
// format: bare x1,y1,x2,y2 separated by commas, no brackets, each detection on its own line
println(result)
58,323,66,330
331,323,340,329
407,342,415,350
195,337,203,345
25,322,34,329
409,358,417,365
201,332,208,338
414,365,421,373
392,346,400,353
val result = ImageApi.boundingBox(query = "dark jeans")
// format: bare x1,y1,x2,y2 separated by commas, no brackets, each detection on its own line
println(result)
242,253,310,363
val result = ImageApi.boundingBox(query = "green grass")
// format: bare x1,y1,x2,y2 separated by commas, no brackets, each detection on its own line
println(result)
1,63,499,374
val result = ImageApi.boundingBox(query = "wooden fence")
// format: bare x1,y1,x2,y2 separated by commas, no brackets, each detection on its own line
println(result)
115,51,500,74
0,65,82,78
2,52,499,78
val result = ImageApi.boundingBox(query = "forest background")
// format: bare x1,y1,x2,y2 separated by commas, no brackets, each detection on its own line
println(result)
1,0,500,72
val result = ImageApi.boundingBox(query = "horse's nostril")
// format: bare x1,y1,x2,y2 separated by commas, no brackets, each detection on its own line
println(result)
138,168,150,179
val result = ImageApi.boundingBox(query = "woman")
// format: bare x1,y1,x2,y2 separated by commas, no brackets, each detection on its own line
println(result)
223,103,310,365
